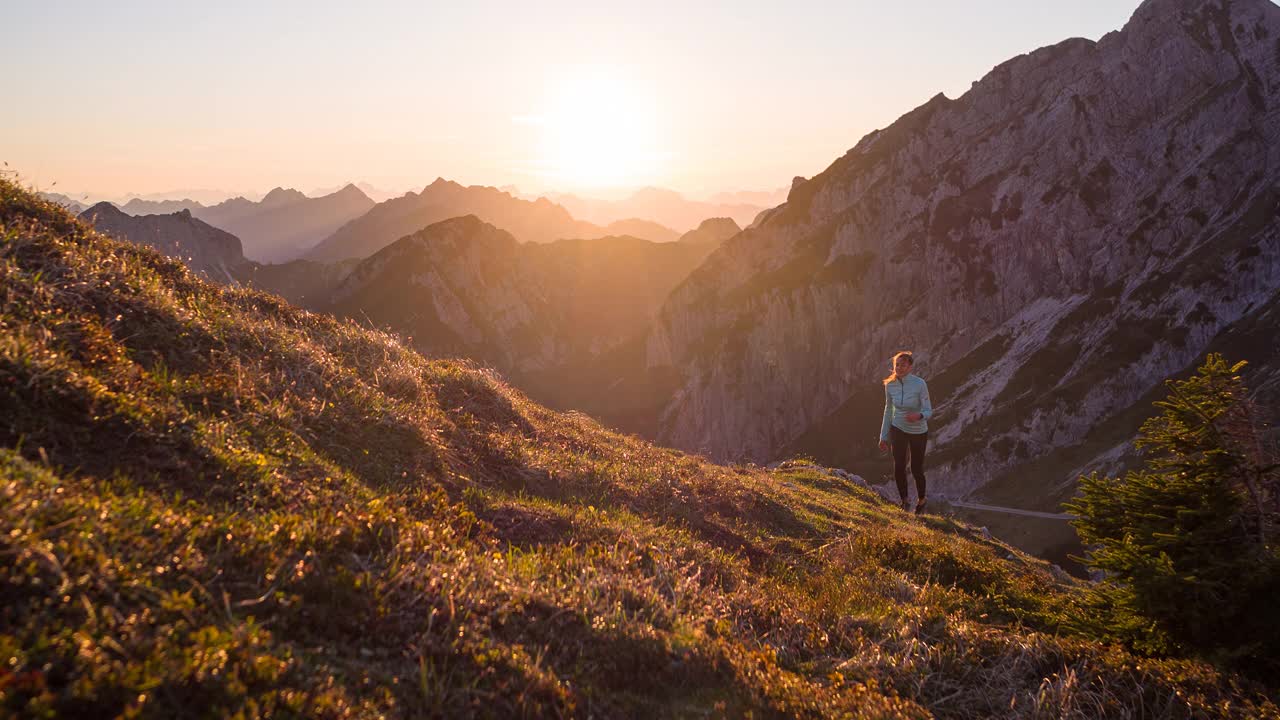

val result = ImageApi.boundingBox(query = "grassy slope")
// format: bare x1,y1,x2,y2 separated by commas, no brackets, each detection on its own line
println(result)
0,178,1275,718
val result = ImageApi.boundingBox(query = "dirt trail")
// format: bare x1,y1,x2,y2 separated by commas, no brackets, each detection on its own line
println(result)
949,500,1074,520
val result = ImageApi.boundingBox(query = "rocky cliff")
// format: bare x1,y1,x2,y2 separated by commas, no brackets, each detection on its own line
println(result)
643,0,1280,508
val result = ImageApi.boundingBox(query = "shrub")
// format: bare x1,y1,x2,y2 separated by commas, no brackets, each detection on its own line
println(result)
1068,354,1280,673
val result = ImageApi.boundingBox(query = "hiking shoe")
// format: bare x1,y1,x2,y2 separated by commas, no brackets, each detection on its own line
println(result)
914,497,927,515
900,498,910,511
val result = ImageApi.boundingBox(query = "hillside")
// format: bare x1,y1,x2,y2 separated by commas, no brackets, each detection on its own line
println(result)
306,179,608,262
634,0,1280,512
5,181,1276,717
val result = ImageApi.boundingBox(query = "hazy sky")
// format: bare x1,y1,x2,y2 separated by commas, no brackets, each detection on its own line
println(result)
4,1,1137,200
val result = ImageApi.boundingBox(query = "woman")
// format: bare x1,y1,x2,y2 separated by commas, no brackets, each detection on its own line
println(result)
877,351,933,514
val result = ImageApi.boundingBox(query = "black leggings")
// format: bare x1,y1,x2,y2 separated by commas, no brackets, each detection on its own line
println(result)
890,426,928,501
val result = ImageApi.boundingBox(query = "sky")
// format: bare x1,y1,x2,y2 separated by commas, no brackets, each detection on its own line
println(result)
3,0,1137,201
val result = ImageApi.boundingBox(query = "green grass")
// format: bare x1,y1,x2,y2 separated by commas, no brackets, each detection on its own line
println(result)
1,178,1277,718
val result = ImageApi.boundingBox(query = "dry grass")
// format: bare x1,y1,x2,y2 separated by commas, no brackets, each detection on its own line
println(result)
1,178,1276,718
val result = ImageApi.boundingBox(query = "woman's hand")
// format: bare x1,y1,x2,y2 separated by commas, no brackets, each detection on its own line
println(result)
878,440,889,453
905,412,924,422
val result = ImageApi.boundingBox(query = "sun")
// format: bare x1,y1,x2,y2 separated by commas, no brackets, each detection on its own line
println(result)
536,67,663,190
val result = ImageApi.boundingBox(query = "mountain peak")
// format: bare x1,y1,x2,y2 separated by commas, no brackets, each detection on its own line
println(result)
325,183,373,203
425,177,464,192
678,216,741,245
1123,0,1280,48
83,200,124,217
261,187,307,205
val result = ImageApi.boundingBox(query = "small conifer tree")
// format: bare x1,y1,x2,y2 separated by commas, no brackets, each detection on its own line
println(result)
1067,354,1279,671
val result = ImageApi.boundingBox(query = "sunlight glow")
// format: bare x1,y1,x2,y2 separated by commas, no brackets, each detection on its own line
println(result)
534,66,664,190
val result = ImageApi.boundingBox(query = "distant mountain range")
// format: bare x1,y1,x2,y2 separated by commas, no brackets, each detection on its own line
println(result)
198,185,376,263
74,181,760,263
541,187,766,232
601,217,680,243
118,197,205,216
115,185,376,263
306,179,610,262
75,198,736,377
308,181,405,203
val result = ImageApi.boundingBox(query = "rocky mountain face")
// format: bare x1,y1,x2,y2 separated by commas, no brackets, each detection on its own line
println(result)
639,0,1280,509
324,216,720,400
546,187,765,232
306,179,608,262
78,203,356,307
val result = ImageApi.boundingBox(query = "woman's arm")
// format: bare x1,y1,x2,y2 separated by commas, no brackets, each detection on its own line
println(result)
879,386,893,442
920,380,933,421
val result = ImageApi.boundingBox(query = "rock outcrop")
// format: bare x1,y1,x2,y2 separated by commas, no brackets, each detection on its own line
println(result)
640,0,1280,509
